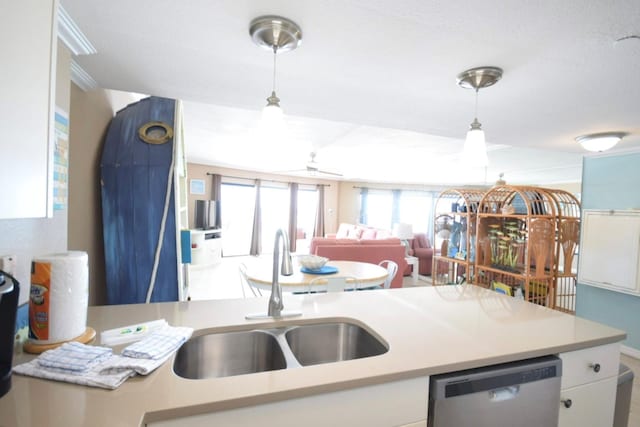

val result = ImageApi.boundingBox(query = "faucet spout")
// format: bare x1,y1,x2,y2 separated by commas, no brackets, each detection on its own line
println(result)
268,228,294,317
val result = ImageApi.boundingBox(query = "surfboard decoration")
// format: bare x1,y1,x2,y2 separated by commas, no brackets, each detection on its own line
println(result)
100,96,179,304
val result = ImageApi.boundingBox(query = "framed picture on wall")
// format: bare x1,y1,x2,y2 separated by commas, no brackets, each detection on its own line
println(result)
190,179,205,195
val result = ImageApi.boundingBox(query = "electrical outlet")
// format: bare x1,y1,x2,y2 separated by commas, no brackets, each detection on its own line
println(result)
0,254,17,276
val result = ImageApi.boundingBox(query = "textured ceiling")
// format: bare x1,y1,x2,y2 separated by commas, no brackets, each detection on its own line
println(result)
62,0,640,185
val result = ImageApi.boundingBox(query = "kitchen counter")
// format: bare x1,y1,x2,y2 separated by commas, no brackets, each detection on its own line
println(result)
0,286,625,426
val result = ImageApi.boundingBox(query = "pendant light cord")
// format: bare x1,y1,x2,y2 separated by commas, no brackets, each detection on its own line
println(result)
272,46,278,93
474,88,479,120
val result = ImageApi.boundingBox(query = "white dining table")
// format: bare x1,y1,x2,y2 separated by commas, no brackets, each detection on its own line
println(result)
245,260,389,293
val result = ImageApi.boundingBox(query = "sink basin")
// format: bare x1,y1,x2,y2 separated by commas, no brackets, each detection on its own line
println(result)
173,330,286,379
173,321,388,379
285,322,388,366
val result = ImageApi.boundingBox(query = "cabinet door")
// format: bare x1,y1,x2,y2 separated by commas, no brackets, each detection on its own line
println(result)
0,0,57,218
558,376,617,427
147,377,429,427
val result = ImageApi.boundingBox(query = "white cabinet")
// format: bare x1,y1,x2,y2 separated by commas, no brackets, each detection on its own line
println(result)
578,209,640,296
558,343,620,427
0,0,58,218
147,376,429,427
558,376,617,427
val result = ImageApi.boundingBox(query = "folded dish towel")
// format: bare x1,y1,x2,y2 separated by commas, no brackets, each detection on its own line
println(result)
13,325,193,390
37,341,112,373
122,326,193,360
13,358,134,390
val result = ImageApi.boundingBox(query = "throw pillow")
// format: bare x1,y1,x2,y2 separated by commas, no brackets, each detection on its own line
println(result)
335,223,353,239
347,227,363,239
360,228,377,240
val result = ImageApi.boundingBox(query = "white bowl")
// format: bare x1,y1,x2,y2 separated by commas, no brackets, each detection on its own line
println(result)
298,255,329,271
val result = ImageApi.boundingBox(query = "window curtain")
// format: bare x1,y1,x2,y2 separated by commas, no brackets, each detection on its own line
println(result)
250,180,262,255
314,185,325,237
391,189,401,227
210,173,222,228
359,187,369,224
288,182,298,252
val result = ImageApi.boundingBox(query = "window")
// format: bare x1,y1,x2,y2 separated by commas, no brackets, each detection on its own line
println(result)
220,183,255,256
364,191,393,229
399,192,433,234
359,188,438,238
260,184,290,253
297,186,318,238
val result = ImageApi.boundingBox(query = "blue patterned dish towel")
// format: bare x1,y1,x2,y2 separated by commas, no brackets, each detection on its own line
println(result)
122,326,192,360
13,325,193,390
37,341,112,373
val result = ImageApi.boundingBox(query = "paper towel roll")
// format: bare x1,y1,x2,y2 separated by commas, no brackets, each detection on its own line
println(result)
29,251,89,344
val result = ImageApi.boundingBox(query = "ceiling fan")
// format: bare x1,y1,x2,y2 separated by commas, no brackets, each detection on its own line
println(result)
281,152,343,177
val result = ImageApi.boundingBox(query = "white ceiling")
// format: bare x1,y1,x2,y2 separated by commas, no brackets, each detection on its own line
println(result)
62,0,640,185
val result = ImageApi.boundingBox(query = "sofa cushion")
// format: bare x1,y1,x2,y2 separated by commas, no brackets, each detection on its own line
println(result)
413,233,431,249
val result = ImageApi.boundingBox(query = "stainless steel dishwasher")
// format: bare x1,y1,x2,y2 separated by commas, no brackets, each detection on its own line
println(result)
428,355,562,427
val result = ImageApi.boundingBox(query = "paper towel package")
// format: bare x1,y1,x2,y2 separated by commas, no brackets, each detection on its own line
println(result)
29,251,89,343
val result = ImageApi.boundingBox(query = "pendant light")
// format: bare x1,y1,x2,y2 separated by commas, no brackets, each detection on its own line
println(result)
457,66,503,167
250,16,302,129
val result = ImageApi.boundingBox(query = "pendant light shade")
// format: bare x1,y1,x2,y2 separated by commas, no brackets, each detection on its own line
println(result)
464,119,488,167
457,67,503,167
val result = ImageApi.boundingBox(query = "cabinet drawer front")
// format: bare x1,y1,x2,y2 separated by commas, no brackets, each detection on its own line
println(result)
559,343,619,389
558,376,617,427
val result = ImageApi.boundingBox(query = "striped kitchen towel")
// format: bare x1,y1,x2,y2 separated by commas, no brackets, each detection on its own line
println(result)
38,341,113,373
13,358,134,390
121,326,193,360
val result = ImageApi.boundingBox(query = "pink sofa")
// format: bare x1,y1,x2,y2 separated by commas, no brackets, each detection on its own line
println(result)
309,237,408,288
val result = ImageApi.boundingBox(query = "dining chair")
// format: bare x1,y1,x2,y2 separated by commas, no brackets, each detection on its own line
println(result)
238,263,261,297
308,276,358,293
378,260,398,289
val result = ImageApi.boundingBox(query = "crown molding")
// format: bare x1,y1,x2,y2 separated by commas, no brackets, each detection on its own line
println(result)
70,60,98,91
57,4,96,56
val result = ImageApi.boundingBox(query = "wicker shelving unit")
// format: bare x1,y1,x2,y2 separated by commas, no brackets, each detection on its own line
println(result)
473,185,558,306
544,188,581,313
432,188,486,285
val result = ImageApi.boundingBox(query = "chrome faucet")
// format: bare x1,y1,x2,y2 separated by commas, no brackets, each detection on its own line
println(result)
268,228,294,317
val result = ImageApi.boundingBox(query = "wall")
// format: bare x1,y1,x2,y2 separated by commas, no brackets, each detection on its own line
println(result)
577,151,640,353
0,41,70,304
67,88,140,305
187,163,340,233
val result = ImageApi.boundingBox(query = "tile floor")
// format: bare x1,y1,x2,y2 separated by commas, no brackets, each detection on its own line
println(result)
188,256,637,426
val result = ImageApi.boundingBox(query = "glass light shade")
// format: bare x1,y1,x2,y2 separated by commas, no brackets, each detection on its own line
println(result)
576,133,623,152
463,128,488,167
260,103,285,137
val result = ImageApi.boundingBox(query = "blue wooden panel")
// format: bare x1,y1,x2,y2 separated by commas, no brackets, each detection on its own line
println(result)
101,96,178,304
578,153,640,351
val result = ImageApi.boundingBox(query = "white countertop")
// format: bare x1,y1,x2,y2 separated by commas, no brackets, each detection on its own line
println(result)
0,286,625,426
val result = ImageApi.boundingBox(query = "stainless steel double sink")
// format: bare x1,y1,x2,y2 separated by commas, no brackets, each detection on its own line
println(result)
173,321,388,379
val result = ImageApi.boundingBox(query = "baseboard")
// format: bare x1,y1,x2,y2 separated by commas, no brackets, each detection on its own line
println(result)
621,344,640,360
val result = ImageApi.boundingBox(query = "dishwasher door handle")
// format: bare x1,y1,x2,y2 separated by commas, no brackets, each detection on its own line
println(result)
488,385,520,402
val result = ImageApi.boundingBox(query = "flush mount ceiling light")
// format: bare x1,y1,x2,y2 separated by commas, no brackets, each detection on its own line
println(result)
250,16,302,126
575,132,627,152
457,66,503,167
